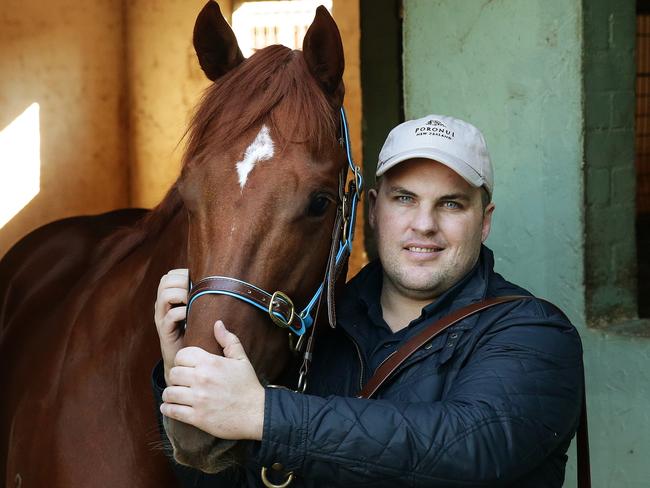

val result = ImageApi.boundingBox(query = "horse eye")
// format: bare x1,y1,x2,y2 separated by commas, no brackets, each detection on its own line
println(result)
307,195,332,217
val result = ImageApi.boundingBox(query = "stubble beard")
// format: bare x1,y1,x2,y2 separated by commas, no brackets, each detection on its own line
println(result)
381,244,482,301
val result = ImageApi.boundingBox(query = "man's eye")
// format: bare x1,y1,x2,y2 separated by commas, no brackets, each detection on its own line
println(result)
442,201,461,209
396,195,413,203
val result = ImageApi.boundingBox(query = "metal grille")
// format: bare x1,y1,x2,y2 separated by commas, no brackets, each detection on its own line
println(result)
636,14,650,214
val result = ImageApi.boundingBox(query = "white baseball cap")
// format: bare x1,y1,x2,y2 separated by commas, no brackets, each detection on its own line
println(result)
377,115,494,197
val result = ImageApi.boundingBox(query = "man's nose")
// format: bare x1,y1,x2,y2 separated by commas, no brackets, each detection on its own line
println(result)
410,207,438,234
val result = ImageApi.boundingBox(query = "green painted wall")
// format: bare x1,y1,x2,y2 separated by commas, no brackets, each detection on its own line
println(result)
403,0,584,320
402,0,649,486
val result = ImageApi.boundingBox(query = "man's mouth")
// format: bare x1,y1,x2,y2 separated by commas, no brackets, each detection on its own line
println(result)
405,246,444,253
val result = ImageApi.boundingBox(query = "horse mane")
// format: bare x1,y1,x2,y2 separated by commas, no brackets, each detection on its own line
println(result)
88,44,339,280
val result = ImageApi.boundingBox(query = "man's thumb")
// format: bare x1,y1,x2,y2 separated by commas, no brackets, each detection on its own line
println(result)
214,320,248,360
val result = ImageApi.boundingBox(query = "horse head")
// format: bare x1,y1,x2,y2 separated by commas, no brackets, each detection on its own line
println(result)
163,1,349,473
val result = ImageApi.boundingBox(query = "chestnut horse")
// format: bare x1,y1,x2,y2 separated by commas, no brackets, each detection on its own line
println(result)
0,2,354,486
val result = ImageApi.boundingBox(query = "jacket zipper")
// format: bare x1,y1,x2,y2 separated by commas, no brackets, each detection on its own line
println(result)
349,336,365,392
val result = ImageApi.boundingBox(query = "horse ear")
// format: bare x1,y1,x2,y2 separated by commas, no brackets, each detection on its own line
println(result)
302,6,345,106
193,1,245,81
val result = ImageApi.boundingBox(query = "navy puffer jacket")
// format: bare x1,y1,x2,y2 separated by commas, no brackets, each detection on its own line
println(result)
154,245,584,487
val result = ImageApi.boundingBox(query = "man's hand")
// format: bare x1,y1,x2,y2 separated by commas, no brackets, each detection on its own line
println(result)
154,269,189,384
160,321,265,441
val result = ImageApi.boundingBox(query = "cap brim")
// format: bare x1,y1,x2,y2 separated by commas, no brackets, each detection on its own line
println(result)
376,148,486,190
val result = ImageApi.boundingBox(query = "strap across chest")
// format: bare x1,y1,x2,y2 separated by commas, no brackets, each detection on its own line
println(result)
356,295,591,488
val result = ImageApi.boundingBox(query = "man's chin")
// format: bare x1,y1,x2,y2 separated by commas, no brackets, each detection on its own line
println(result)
393,274,447,298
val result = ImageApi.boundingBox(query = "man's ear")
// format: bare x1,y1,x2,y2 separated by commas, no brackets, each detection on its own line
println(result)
367,188,378,230
481,202,495,242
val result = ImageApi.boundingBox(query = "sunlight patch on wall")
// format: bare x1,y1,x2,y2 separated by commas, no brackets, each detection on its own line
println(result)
232,0,333,57
0,103,41,228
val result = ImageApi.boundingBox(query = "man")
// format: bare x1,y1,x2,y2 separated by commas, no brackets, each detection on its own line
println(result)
153,115,584,487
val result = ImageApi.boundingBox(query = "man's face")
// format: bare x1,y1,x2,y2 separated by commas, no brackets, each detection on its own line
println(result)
368,158,495,301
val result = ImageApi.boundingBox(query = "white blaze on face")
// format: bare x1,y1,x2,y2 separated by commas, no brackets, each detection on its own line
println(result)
236,125,274,189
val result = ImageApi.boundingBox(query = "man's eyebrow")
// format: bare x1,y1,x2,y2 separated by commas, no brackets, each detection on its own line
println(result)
386,187,472,201
438,193,471,201
387,186,417,196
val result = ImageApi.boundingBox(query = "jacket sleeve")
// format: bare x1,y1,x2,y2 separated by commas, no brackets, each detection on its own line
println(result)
253,319,584,487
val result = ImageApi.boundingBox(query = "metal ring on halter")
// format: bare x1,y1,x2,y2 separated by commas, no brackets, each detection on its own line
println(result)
297,369,308,393
268,291,295,328
261,467,294,488
354,164,362,186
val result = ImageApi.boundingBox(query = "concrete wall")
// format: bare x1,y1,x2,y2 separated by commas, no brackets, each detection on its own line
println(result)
126,0,221,209
403,0,648,486
0,0,129,257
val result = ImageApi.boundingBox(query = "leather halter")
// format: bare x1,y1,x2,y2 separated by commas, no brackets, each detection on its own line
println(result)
186,108,362,337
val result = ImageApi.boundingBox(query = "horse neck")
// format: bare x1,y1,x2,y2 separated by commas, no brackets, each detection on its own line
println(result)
93,206,189,353
138,206,189,284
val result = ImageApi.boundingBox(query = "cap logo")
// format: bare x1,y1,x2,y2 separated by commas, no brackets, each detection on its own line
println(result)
414,120,454,140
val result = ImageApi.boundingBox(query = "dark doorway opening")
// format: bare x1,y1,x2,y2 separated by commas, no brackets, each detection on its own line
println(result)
636,1,650,316
359,0,403,259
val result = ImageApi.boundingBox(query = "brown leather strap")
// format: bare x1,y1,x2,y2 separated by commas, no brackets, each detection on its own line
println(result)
357,295,529,398
326,177,357,329
326,204,345,328
188,276,302,330
357,294,591,487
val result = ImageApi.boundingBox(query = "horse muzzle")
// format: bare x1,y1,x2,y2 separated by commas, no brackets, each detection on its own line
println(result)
163,416,237,473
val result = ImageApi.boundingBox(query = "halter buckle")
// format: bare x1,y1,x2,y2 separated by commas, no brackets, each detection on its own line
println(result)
268,291,295,329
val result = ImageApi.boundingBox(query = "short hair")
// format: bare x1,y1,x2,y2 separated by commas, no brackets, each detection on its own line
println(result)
480,187,491,210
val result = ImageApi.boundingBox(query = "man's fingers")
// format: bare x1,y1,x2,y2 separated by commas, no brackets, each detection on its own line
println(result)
160,402,194,424
168,365,194,387
214,321,248,361
154,288,188,323
155,306,186,334
162,385,193,406
167,268,189,276
163,306,187,329
156,272,189,303
159,288,188,307
174,346,213,367
158,269,189,288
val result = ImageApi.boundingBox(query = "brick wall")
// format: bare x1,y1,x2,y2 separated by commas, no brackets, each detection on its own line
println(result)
583,0,638,324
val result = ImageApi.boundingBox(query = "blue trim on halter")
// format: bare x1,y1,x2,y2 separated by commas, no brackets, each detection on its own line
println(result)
187,289,309,336
186,108,362,337
291,108,362,333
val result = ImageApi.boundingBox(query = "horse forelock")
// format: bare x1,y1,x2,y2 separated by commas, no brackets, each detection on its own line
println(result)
182,44,340,171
